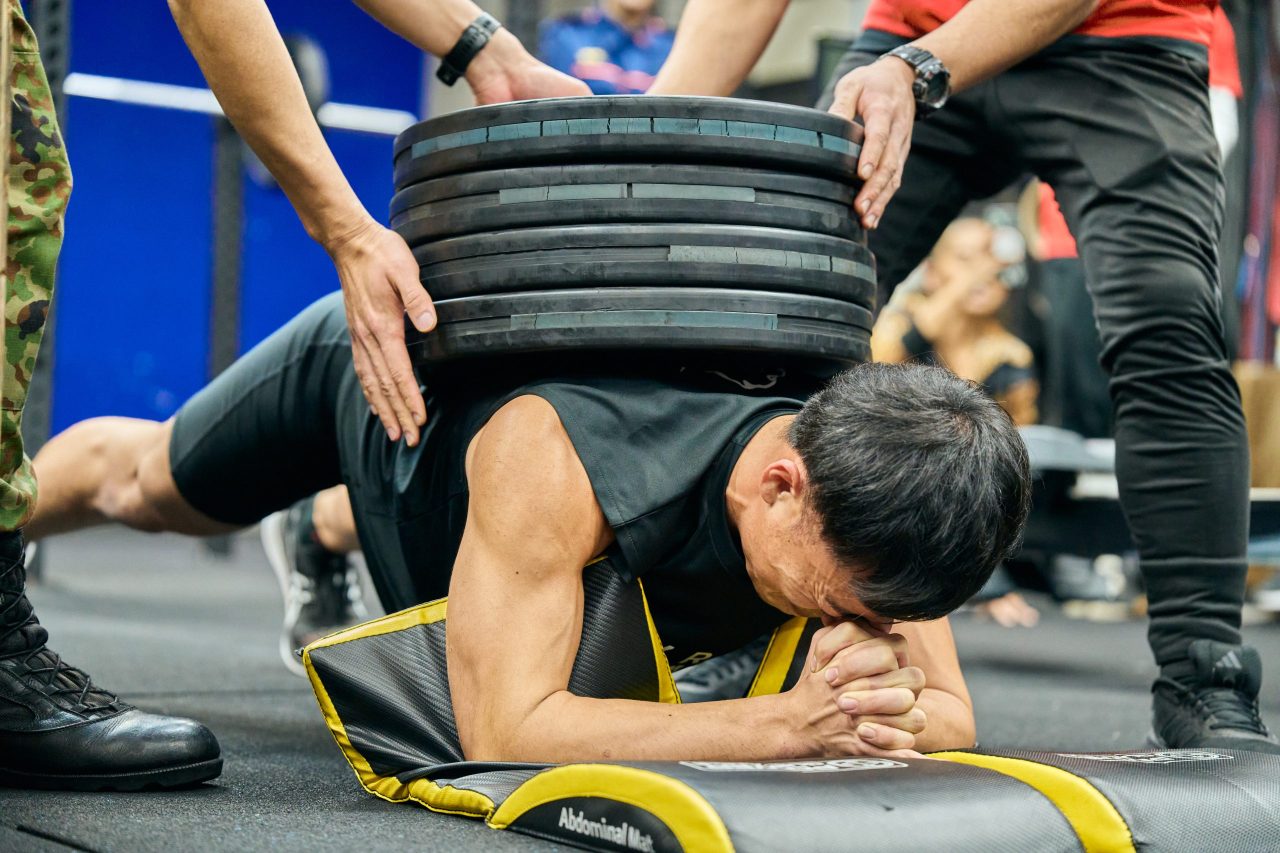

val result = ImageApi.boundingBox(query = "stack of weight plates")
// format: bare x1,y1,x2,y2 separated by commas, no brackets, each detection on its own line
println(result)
391,96,873,372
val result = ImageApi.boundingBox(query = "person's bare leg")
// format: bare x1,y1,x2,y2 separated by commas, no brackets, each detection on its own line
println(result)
28,417,238,541
311,484,359,554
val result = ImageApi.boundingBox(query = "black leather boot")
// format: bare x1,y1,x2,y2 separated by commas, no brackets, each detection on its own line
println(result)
0,531,223,790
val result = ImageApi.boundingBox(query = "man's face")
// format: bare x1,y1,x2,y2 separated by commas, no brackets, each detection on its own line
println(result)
925,219,1000,295
737,479,892,631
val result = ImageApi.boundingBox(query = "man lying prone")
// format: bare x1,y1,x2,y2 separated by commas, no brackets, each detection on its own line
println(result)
28,293,1030,762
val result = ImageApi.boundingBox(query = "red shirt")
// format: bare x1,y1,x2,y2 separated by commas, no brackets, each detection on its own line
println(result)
1038,185,1080,260
864,0,1216,48
1206,3,1242,97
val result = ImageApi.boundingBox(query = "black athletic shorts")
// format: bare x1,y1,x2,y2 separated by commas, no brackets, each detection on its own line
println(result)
169,292,365,527
168,291,809,622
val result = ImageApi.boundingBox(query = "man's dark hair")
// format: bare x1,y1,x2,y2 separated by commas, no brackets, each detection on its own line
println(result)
789,362,1032,622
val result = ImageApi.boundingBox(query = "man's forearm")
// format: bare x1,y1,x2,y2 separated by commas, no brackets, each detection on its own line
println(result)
169,0,370,249
652,0,1095,99
354,0,483,55
476,691,806,764
912,0,1097,92
475,687,975,763
356,0,557,105
169,0,540,250
915,688,976,752
648,0,790,96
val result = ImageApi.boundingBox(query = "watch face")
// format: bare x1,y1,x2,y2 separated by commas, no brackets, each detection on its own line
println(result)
916,60,950,111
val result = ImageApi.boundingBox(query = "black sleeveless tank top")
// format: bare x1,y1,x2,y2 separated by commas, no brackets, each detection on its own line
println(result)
348,366,813,669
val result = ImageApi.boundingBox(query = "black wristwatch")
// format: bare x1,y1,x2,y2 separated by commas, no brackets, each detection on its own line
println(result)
884,45,951,118
436,13,502,86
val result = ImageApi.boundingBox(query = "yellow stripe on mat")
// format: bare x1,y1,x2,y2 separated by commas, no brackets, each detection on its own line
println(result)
636,578,682,704
489,764,734,852
302,596,497,818
746,617,808,697
934,752,1134,853
301,557,629,819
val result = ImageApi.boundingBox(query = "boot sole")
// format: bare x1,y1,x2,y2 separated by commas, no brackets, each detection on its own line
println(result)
0,756,223,791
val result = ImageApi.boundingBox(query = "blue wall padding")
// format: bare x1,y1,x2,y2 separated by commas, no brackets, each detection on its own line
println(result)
51,1,425,432
53,99,213,427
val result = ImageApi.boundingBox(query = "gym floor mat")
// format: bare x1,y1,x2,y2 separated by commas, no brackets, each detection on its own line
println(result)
3,527,1277,852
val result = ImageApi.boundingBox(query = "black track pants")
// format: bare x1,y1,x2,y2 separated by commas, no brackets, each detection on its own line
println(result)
821,42,1249,679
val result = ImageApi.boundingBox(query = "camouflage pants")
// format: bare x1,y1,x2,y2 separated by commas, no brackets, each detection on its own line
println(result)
1,1,69,531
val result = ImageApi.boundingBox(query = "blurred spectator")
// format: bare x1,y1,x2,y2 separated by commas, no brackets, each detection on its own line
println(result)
873,217,1040,628
873,218,1038,426
539,1,674,94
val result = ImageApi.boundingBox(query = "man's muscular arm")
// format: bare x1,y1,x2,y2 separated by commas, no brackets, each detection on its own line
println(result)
650,0,1097,229
447,396,917,762
647,0,790,98
167,0,586,449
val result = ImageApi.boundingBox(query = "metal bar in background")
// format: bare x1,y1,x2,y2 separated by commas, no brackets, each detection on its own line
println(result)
505,0,544,59
62,72,416,136
209,117,243,381
203,116,244,559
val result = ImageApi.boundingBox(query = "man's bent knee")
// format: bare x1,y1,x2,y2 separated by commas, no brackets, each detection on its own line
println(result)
129,421,240,536
1093,260,1227,375
54,417,237,537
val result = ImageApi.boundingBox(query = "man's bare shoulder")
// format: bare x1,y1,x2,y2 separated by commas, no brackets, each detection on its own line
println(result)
467,394,573,473
466,393,612,560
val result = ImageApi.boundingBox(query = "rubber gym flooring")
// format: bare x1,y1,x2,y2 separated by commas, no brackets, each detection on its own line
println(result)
2,527,1278,852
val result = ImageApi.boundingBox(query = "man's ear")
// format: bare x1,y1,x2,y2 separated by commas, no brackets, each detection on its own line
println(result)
760,459,806,506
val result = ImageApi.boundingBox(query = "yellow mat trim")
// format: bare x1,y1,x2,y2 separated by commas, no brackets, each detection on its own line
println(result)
934,752,1134,853
489,763,734,851
303,557,672,819
302,596,496,819
636,578,681,704
306,596,449,652
746,617,808,698
405,777,500,820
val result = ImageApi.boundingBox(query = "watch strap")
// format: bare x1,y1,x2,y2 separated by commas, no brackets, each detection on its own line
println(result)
886,44,934,70
885,44,950,117
436,13,502,86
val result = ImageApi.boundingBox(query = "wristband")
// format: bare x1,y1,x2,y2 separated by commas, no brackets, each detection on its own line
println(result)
436,13,502,86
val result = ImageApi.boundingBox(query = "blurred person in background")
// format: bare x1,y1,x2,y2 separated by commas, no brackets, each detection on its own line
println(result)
0,0,587,792
873,217,1037,427
540,0,675,94
873,217,1041,629
650,0,1278,754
